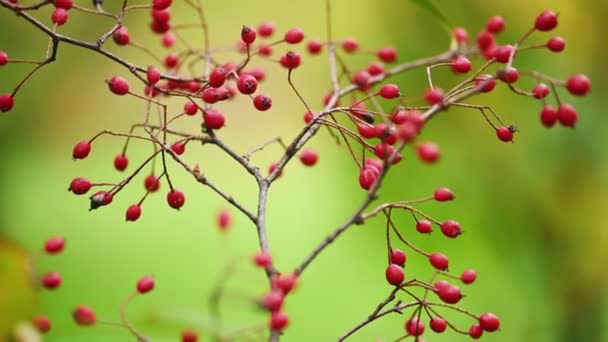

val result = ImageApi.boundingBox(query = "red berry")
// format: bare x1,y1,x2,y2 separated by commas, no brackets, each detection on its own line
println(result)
261,291,284,312
416,220,433,234
90,191,113,209
171,141,186,155
126,204,142,221
152,0,172,10
269,311,289,330
434,187,454,202
254,250,272,268
237,74,258,95
390,249,407,267
476,30,496,51
566,74,591,96
114,154,129,171
434,280,450,292
494,45,514,63
540,105,558,128
147,66,161,85
499,67,519,84
108,76,130,95
307,39,323,54
440,220,462,238
341,37,359,53
183,101,198,116
475,74,496,93
273,273,298,294
352,70,371,91
547,36,565,52
496,126,514,142
203,109,226,129
437,284,462,304
405,317,425,336
532,83,550,99
429,253,449,270
385,264,404,285
461,269,477,284
258,21,274,37
378,84,400,99
416,142,440,164
44,236,65,254
181,330,198,342
151,20,170,34
113,26,131,45
0,94,15,112
451,56,472,73
469,324,484,339
486,16,505,33
167,190,185,209
280,51,301,69
33,315,52,333
73,306,96,326
452,27,469,43
557,104,578,127
209,67,227,88
303,111,314,124
397,122,419,143
424,87,444,105
430,317,447,333
367,61,384,76
69,177,92,195
136,275,155,294
0,51,8,66
479,313,500,332
53,0,73,9
535,10,558,31
241,26,256,44
299,149,319,166
42,272,62,289
51,8,69,25
72,141,91,159
268,162,283,178
253,94,272,111
164,53,179,68
377,46,397,63
284,28,304,44
151,8,171,22
359,168,376,190
144,174,161,192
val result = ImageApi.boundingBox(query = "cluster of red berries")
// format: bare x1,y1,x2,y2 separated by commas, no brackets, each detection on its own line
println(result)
31,236,65,334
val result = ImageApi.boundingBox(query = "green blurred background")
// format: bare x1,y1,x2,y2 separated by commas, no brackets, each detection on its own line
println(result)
1,0,607,341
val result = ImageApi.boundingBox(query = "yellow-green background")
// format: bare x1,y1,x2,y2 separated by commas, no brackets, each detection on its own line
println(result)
1,0,606,341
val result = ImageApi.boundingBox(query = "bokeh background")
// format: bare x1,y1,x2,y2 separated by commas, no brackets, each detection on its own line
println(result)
1,0,607,341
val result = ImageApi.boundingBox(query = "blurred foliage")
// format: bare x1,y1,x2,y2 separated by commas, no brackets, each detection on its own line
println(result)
0,0,607,341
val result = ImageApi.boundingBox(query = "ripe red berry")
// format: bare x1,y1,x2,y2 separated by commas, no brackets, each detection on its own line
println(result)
540,105,558,128
261,290,284,312
253,94,272,111
73,306,96,326
341,37,359,53
469,324,484,339
424,87,444,105
126,204,142,221
486,16,505,33
181,330,198,342
183,101,198,116
0,93,15,112
273,273,298,294
53,0,73,9
385,264,404,285
430,317,447,333
137,275,155,294
113,26,131,45
451,56,472,73
33,315,52,333
475,74,496,93
461,269,477,284
557,104,578,127
434,187,454,202
496,126,514,142
203,109,225,129
280,51,301,69
440,220,462,238
358,124,375,139
72,141,91,159
151,20,170,34
307,39,323,54
151,8,171,22
144,174,161,192
405,317,425,336
479,312,500,332
90,191,113,210
434,280,450,292
269,311,289,330
241,26,256,44
352,70,371,91
152,0,172,11
51,8,69,25
253,250,272,268
547,36,565,52
284,28,304,44
268,162,283,178
44,236,65,254
258,21,274,37
171,141,186,155
499,67,519,84
416,220,433,234
437,284,462,304
378,84,400,99
377,46,397,63
429,253,449,270
108,76,130,95
535,10,558,31
390,249,407,267
164,53,179,68
452,27,469,43
113,154,129,171
0,50,9,66
416,142,440,164
476,30,496,51
303,111,314,124
42,272,62,289
69,177,92,195
299,149,319,166
167,190,185,209
237,74,258,95
494,44,514,63
147,66,161,85
367,61,384,76
532,83,550,99
209,67,227,88
566,74,591,96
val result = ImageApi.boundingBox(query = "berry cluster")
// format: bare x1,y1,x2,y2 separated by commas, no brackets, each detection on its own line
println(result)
0,1,591,341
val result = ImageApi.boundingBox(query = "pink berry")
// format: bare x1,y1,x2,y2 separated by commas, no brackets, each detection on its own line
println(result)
434,187,454,202
261,290,284,312
377,46,397,63
429,253,449,270
303,111,314,124
151,8,171,22
144,174,161,192
475,74,496,93
486,16,505,33
136,276,155,294
280,51,301,69
0,50,8,66
416,142,440,164
108,76,130,95
385,264,404,285
72,141,91,159
437,284,462,304
53,0,73,9
390,249,407,267
126,204,142,221
547,37,565,52
416,220,433,234
253,94,272,111
540,105,558,128
203,109,226,129
499,67,519,84
258,21,274,37
284,28,304,44
114,154,129,171
378,84,400,99
152,0,172,10
496,125,514,142
557,104,578,127
307,39,323,54
452,27,469,43
367,61,384,76
254,250,272,268
42,272,62,289
51,8,69,25
451,56,472,73
167,190,185,209
69,177,91,195
461,269,477,284
33,315,51,333
113,26,131,45
535,10,558,31
299,149,319,166
273,273,298,294
341,37,359,53
269,311,289,330
352,70,371,91
209,67,227,88
184,101,198,115
164,53,179,68
405,317,425,336
0,94,15,112
44,236,65,254
477,30,496,51
469,324,484,339
241,25,256,44
90,191,113,209
479,313,500,332
216,209,232,231
424,87,444,105
566,74,591,96
73,306,96,326
237,74,258,95
532,83,550,99
430,317,447,333
440,220,462,238
147,66,161,85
